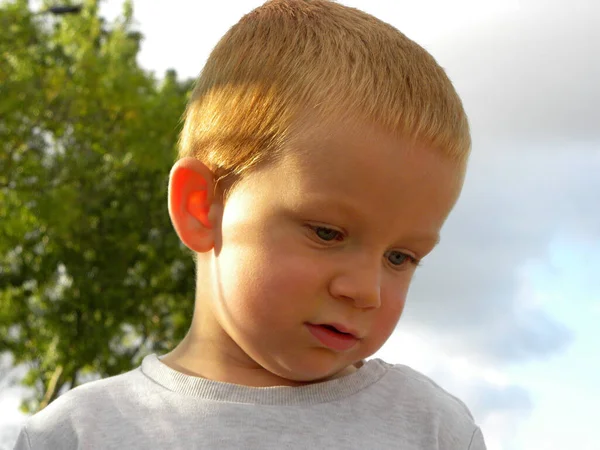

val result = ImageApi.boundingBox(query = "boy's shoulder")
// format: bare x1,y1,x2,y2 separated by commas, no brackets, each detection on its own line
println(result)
15,365,148,449
379,359,475,418
37,364,146,417
371,359,483,447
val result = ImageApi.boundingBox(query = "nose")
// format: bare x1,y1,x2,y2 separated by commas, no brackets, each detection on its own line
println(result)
328,255,382,309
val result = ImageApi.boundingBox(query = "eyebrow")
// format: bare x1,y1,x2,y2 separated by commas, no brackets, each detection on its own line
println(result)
302,195,367,222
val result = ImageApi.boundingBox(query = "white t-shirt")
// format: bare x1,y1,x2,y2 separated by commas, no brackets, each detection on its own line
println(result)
14,354,486,449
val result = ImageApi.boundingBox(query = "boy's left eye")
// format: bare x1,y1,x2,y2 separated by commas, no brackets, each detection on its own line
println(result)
385,250,415,267
313,226,342,241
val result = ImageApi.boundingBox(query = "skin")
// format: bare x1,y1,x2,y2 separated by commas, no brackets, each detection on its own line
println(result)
162,119,464,387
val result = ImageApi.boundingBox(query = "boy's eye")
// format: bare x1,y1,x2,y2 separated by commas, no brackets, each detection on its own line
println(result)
312,226,342,242
385,250,419,268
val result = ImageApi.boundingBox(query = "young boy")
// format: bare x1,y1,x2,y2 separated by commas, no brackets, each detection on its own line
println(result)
15,1,486,449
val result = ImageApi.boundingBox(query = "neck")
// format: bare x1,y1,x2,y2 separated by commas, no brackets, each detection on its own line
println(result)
161,326,358,388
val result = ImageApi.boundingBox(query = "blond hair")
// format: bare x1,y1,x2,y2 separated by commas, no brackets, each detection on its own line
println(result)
178,0,470,192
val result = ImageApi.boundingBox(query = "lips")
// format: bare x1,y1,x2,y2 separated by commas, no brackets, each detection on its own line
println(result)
318,323,360,339
306,323,360,352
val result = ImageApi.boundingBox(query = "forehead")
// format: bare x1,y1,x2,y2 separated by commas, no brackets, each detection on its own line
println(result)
267,122,464,225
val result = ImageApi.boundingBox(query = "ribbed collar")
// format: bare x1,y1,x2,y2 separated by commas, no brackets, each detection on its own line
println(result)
141,354,389,406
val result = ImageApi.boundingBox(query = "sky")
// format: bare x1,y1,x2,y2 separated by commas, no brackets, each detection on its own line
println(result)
1,1,599,449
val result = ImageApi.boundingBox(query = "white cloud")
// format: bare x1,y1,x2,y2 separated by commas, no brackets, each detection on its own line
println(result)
0,355,28,449
435,0,600,143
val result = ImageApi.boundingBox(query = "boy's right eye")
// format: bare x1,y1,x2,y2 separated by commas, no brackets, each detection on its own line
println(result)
310,226,343,242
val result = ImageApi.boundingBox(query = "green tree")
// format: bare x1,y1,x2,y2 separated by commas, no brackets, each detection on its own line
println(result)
0,0,196,412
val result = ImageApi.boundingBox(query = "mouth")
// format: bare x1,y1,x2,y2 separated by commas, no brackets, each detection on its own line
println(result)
319,324,357,338
305,323,360,352
320,321,362,338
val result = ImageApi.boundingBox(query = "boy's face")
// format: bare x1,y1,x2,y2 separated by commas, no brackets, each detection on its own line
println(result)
195,120,464,383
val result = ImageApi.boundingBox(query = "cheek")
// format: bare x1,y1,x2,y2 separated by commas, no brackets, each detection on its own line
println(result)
215,235,327,327
370,283,410,343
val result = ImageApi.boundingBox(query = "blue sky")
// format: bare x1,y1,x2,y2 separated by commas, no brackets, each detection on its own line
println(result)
1,1,598,449
509,237,599,449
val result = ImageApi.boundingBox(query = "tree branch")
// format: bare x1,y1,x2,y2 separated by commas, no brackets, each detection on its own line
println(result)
37,364,63,411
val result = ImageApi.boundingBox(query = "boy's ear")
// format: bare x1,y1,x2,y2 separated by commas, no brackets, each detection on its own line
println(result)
168,157,221,253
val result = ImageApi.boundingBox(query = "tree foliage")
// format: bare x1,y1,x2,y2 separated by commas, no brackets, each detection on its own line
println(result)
0,0,196,412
